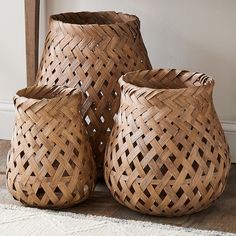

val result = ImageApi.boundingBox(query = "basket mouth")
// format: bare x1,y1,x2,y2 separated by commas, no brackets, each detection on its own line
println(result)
16,85,81,102
120,69,214,91
50,11,138,26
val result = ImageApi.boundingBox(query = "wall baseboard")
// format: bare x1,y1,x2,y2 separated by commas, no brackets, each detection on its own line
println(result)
0,100,235,163
0,100,15,140
221,121,236,163
0,99,14,112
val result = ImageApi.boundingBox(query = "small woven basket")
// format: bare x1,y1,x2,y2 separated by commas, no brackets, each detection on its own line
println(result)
104,69,231,216
36,11,152,176
7,85,96,208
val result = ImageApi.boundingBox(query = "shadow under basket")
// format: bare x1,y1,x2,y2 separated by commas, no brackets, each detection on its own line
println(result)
104,69,231,216
6,85,96,208
36,11,152,176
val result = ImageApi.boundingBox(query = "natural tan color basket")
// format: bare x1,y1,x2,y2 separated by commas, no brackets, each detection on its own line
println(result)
7,85,96,208
36,11,152,175
104,69,231,216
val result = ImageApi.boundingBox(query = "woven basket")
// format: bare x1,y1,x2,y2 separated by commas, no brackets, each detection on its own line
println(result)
7,85,96,208
36,11,152,175
104,69,231,216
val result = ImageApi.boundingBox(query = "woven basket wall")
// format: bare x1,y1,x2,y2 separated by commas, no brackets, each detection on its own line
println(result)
104,69,231,216
7,85,96,208
36,11,152,175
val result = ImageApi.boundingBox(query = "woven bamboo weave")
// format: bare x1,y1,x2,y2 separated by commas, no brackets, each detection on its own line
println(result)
104,69,231,216
7,85,96,208
36,11,152,175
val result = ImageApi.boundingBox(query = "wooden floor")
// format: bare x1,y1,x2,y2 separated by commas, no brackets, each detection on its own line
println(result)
0,140,235,234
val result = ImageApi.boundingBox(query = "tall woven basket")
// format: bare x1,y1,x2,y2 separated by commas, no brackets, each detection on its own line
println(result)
36,11,152,175
104,69,231,216
7,85,96,208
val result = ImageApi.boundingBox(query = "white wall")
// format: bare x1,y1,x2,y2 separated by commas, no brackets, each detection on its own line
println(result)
0,0,235,161
0,0,46,140
0,2,26,101
0,1,26,140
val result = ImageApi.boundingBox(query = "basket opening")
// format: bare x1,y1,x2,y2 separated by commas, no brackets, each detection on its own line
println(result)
51,11,137,26
122,69,213,90
16,85,80,101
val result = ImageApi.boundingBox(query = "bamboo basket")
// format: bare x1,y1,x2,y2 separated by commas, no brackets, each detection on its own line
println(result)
104,69,231,216
36,11,152,176
7,85,96,208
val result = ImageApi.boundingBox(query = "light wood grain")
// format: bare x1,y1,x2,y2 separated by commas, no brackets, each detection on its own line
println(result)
25,0,40,86
0,140,235,233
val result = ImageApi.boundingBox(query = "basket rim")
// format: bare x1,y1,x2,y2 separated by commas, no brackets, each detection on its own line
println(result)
119,69,215,93
15,85,81,103
50,11,139,27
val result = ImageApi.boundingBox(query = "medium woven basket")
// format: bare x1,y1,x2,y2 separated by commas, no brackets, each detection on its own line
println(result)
104,69,231,216
7,85,96,208
36,11,152,175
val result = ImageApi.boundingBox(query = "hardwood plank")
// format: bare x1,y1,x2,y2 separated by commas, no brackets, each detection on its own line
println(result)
25,0,40,86
0,140,235,233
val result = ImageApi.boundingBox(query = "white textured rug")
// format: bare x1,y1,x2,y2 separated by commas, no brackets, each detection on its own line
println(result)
0,204,233,236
